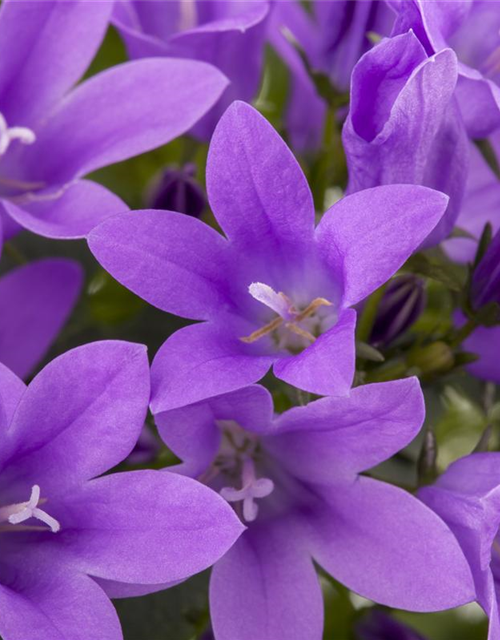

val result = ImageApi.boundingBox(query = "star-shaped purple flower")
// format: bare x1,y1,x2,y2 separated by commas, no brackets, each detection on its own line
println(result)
419,452,500,639
112,0,269,140
89,101,449,411
391,0,500,137
0,341,242,640
0,0,229,242
155,379,475,640
0,257,82,378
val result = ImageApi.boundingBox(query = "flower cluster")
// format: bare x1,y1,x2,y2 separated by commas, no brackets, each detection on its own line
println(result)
1,1,500,639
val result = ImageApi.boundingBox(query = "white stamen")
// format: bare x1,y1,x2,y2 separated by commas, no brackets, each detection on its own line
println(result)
179,0,197,31
7,485,60,533
220,458,274,523
0,112,36,156
248,282,294,320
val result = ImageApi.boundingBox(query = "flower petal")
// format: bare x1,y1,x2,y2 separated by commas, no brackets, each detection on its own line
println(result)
24,58,229,185
0,560,121,640
273,308,356,397
88,209,235,321
309,476,475,611
316,185,449,307
1,341,150,492
210,518,323,640
0,0,111,127
3,180,128,240
0,259,82,378
155,385,274,476
151,321,274,413
60,470,244,585
0,363,25,435
266,378,424,484
206,101,315,255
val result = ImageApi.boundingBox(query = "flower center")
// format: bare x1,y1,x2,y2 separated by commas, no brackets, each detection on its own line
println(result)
200,420,274,523
0,485,60,533
240,282,333,348
0,112,35,157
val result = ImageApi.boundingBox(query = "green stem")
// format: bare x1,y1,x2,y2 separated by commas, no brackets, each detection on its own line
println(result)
448,317,479,348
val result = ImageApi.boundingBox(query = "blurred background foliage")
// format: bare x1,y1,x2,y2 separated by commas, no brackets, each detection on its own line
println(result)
1,22,497,640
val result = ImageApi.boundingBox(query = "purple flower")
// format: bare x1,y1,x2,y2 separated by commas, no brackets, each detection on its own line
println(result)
419,452,500,639
343,30,469,245
460,228,500,384
269,0,394,150
89,101,449,412
356,609,428,640
145,164,206,218
0,341,242,640
155,380,474,640
391,0,500,137
444,131,500,263
370,275,426,348
112,0,269,140
0,258,82,378
0,0,229,242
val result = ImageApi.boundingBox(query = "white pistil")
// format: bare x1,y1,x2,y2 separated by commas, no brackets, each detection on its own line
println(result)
220,458,274,522
5,485,60,533
0,112,36,156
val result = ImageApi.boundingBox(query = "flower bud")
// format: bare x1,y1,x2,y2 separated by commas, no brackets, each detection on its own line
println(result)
356,609,427,640
407,341,454,376
370,275,426,347
472,228,500,310
145,163,206,218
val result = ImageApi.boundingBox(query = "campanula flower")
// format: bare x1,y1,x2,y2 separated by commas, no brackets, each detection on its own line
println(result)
0,0,228,241
89,101,449,411
156,380,474,640
0,341,242,640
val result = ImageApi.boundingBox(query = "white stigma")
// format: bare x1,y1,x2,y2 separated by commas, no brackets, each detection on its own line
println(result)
248,282,294,320
220,458,274,522
0,112,36,156
7,485,60,533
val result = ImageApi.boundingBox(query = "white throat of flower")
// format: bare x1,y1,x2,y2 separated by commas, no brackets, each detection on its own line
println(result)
0,112,36,156
220,457,274,523
0,485,60,533
241,281,332,344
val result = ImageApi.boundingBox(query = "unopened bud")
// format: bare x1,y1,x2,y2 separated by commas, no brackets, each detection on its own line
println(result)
145,163,206,218
407,341,454,376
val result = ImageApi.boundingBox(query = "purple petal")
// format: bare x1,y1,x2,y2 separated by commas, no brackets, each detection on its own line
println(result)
309,476,475,610
316,185,449,307
3,180,128,240
60,470,243,585
455,73,500,139
0,0,111,128
88,209,234,321
206,101,315,255
0,363,25,434
210,518,323,640
273,308,356,397
464,326,500,384
266,378,424,484
0,259,82,378
155,385,274,476
24,58,229,185
1,341,150,492
151,322,274,413
0,563,121,640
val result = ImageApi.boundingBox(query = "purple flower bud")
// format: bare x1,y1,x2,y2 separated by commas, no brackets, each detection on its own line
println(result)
145,163,206,218
356,609,428,640
370,275,426,347
126,424,161,466
472,229,500,309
